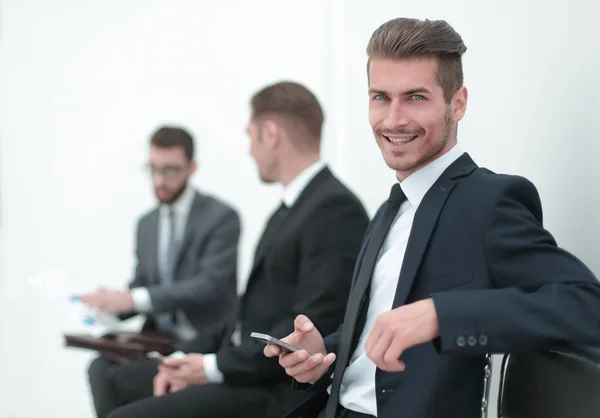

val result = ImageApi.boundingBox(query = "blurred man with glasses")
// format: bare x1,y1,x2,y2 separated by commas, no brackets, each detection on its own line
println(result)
82,126,241,418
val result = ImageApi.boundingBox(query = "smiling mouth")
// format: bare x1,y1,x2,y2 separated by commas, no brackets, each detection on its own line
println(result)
383,135,417,145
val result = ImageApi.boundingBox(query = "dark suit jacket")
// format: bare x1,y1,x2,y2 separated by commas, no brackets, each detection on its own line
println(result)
127,191,241,339
290,153,600,418
183,167,369,410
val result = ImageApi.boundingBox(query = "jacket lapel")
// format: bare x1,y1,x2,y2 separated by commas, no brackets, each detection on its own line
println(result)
248,167,331,279
392,153,478,308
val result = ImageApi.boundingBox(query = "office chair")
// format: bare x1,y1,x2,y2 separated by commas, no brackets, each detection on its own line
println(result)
496,345,600,418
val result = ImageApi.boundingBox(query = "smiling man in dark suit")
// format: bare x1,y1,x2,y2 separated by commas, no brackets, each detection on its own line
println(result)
105,81,370,418
267,18,600,418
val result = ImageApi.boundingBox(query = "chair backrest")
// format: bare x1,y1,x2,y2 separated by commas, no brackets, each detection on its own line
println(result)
497,346,600,418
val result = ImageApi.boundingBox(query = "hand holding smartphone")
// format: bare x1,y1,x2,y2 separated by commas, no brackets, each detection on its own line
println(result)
146,350,186,368
147,351,166,363
250,332,310,355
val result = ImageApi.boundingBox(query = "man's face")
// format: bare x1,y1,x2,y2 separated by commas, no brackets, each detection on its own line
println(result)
149,146,195,204
368,58,467,181
247,119,277,184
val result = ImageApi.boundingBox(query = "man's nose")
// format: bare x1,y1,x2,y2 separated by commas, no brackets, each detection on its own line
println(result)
152,175,167,187
383,101,410,129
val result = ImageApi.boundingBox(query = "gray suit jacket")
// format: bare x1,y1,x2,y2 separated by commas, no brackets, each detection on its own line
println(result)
128,191,240,336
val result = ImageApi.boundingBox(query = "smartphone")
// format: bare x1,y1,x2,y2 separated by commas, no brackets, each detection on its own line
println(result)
251,332,306,354
147,351,166,363
147,351,183,369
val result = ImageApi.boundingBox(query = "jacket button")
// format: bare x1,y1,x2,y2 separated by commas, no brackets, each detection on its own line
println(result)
467,335,477,347
479,334,488,346
456,336,466,347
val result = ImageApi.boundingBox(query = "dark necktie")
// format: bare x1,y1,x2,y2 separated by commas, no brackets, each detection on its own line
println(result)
324,184,406,418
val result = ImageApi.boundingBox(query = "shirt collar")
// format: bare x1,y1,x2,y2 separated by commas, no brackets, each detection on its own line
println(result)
282,160,326,207
400,145,464,207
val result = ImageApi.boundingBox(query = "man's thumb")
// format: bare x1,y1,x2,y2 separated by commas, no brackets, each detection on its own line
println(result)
162,357,186,368
294,314,314,334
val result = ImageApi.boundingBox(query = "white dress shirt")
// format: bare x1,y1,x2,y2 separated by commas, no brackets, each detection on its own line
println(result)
337,145,464,415
131,184,199,341
202,159,327,383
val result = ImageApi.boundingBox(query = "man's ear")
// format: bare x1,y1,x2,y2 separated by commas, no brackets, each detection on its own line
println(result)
189,160,198,175
262,119,281,149
451,86,468,122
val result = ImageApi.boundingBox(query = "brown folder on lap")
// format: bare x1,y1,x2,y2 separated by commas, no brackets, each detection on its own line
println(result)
64,331,180,364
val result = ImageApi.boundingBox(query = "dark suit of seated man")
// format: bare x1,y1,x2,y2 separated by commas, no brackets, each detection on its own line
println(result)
104,81,370,418
267,18,600,418
82,126,240,418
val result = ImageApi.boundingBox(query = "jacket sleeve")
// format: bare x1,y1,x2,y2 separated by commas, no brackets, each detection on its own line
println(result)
432,175,600,354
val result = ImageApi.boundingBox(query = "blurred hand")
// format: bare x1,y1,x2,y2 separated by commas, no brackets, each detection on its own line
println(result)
158,354,208,392
264,315,336,384
80,287,134,314
153,370,172,396
365,298,440,372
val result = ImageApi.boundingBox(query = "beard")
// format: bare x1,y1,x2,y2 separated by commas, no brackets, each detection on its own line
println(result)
380,107,453,174
155,180,188,205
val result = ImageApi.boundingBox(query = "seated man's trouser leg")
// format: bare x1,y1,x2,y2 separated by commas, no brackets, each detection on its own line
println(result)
107,383,274,418
88,356,157,418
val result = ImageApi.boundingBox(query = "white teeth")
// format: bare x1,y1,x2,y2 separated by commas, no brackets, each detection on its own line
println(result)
386,135,416,144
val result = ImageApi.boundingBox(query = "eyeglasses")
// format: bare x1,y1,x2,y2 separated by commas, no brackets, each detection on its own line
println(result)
143,163,189,179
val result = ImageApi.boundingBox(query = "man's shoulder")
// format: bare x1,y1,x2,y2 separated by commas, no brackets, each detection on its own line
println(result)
451,166,543,222
308,167,366,211
459,166,540,199
136,206,159,228
193,191,239,219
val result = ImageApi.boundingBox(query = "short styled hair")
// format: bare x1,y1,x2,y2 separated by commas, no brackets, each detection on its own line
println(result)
150,126,194,161
250,81,324,147
367,18,467,103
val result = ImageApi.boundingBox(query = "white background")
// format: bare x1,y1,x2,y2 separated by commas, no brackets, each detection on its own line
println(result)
1,0,598,416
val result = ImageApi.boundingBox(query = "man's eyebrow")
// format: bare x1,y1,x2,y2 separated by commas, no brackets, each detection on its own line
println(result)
404,87,432,95
368,87,433,96
368,88,389,95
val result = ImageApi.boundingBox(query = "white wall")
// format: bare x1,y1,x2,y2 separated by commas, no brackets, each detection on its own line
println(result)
1,0,598,417
0,1,331,416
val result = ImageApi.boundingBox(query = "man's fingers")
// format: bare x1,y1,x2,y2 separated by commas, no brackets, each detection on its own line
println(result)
365,330,392,366
378,356,406,372
279,350,312,369
162,357,187,368
263,344,281,357
264,344,281,357
381,337,406,372
81,294,105,308
364,321,383,355
153,374,169,396
294,353,336,383
172,368,189,381
283,352,336,380
283,352,323,376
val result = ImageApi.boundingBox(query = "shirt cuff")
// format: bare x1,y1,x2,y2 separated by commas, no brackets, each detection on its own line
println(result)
202,353,224,383
131,287,152,313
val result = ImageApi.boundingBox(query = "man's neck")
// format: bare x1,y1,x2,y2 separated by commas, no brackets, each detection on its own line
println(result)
278,153,321,186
